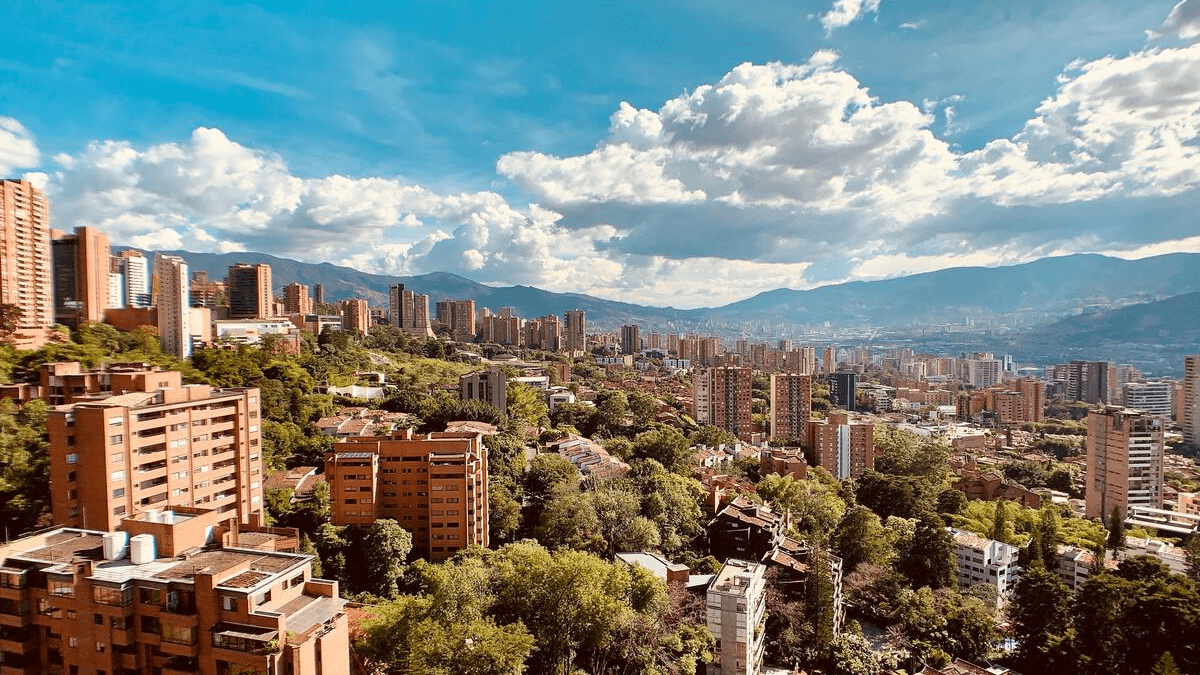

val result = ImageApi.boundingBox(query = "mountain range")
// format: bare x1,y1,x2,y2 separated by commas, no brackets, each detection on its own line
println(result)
162,249,1200,336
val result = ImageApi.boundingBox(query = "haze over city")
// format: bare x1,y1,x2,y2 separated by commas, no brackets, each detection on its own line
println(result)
3,0,1200,308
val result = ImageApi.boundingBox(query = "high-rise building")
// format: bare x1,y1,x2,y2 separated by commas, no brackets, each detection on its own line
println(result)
0,178,52,345
51,226,110,328
480,313,522,346
113,250,151,308
1123,381,1174,417
1067,360,1112,404
1183,356,1199,447
388,284,433,337
564,309,586,352
1015,377,1045,423
313,283,325,305
227,263,273,319
46,366,263,530
694,366,754,441
769,373,811,442
706,559,767,675
620,324,641,355
460,367,507,414
325,429,489,560
0,510,350,675
155,253,192,358
807,411,876,479
965,357,1003,389
1085,406,1164,520
338,298,370,335
453,299,477,342
524,314,561,351
829,372,857,411
283,282,313,315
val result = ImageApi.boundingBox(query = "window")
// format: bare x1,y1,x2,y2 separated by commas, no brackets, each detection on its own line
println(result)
110,616,127,630
139,587,162,606
112,488,125,498
161,624,198,645
48,579,74,597
92,586,132,606
220,595,238,612
113,506,126,516
66,453,79,464
94,613,103,625
108,417,123,427
111,453,123,463
110,470,125,481
110,435,124,445
68,636,78,648
139,616,161,635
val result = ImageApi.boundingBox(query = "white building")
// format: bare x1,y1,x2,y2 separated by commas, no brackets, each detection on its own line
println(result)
1123,381,1173,417
706,559,767,675
949,528,1021,605
153,253,191,359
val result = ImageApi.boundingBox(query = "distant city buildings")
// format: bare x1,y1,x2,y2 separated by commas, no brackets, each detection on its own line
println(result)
155,253,193,358
0,178,53,346
228,263,274,319
389,283,433,337
1184,355,1200,447
694,366,754,441
768,372,810,442
51,225,110,328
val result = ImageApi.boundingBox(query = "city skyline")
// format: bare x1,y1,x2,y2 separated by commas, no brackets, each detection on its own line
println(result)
2,0,1199,308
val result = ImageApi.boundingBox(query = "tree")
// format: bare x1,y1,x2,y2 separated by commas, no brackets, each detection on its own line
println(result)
897,512,956,589
936,488,968,516
835,506,891,572
1184,534,1200,583
359,519,413,598
0,398,50,536
1106,504,1126,552
856,470,924,520
523,453,579,517
690,424,739,448
622,459,706,554
537,487,660,558
758,472,846,543
1008,563,1071,668
489,481,523,546
990,499,1011,544
630,426,692,474
0,303,22,343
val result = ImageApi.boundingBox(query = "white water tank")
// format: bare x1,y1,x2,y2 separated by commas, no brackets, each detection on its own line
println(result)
161,511,175,525
102,531,128,561
129,534,156,564
144,509,161,523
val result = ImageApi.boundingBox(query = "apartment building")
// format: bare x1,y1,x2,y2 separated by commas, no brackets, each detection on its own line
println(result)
282,282,312,315
155,254,193,359
1183,356,1199,446
1123,381,1173,417
705,559,767,675
479,313,521,346
388,284,433,337
0,179,53,347
619,325,640,355
1085,406,1164,520
948,528,1021,606
807,412,876,480
563,309,586,353
46,369,264,531
0,508,348,675
324,429,489,560
460,367,507,415
337,298,370,336
694,366,754,442
227,263,273,320
523,315,561,352
769,373,811,443
51,226,110,328
113,250,151,309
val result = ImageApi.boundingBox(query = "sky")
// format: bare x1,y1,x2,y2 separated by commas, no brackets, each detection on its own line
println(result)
2,0,1200,308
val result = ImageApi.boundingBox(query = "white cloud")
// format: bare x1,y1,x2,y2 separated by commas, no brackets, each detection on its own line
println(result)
819,0,881,34
0,117,39,175
1153,0,1200,41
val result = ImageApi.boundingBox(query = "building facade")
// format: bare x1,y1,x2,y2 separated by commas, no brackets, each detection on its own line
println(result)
694,367,754,442
337,298,370,335
1184,356,1199,447
227,263,273,319
0,510,349,675
51,226,110,328
1085,406,1165,520
460,367,507,414
324,430,489,560
769,373,811,442
563,309,586,353
0,179,53,346
155,254,193,359
619,324,640,355
949,528,1021,606
46,369,264,531
282,282,312,315
388,284,433,337
807,412,876,480
705,559,767,675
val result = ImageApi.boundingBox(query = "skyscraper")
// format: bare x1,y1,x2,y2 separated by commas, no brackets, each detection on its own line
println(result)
694,366,754,441
228,262,273,319
1085,406,1164,520
389,283,433,337
769,373,811,442
155,253,192,358
51,226,110,328
0,178,52,345
113,249,151,307
564,309,587,352
1184,355,1200,447
620,324,640,355
453,299,477,342
829,373,857,411
338,297,370,335
283,282,313,315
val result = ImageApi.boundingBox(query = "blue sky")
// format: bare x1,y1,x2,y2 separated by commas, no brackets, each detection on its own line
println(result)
2,0,1199,307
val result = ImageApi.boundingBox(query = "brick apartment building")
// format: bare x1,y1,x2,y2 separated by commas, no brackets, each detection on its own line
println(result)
807,412,876,480
41,365,264,531
324,429,488,561
0,508,348,675
768,373,810,443
1085,405,1165,520
694,366,754,442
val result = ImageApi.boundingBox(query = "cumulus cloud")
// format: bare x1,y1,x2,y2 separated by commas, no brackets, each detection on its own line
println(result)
819,0,881,34
1153,0,1200,40
0,117,40,175
21,0,1200,307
